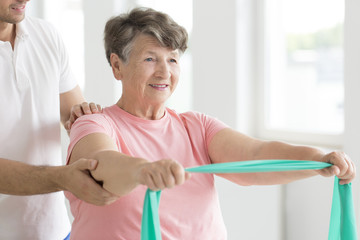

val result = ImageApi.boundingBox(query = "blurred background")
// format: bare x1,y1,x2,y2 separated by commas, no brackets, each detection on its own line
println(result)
28,0,360,239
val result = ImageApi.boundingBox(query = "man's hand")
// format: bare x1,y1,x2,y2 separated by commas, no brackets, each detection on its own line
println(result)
59,158,118,206
65,102,102,134
316,151,356,185
137,159,191,191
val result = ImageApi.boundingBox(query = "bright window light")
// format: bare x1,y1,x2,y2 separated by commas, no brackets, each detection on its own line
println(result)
264,0,344,135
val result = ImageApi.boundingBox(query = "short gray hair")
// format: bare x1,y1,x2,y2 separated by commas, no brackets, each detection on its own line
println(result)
104,7,188,65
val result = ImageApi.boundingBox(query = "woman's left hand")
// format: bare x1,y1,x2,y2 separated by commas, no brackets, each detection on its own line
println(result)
316,151,356,184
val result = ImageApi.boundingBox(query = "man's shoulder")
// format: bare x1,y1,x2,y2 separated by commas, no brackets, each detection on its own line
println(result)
23,16,52,27
21,16,57,35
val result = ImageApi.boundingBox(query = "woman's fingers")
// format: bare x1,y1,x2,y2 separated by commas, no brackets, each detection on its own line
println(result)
140,159,190,191
319,151,356,184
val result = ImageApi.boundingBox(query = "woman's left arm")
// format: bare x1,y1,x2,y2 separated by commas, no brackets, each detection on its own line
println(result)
208,128,355,186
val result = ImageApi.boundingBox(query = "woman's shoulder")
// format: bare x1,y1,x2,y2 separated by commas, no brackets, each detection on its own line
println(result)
168,109,228,130
166,109,213,129
69,108,118,142
72,107,116,128
177,110,214,124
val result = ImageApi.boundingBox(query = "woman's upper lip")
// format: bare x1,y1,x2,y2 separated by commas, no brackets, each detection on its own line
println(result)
149,84,169,87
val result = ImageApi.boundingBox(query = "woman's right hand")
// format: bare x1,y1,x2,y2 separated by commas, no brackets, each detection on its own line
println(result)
137,159,191,191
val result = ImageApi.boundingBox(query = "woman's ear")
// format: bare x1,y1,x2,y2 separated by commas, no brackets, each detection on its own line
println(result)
110,53,123,80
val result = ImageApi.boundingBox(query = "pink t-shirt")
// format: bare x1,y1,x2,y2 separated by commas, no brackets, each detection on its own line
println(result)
65,105,228,240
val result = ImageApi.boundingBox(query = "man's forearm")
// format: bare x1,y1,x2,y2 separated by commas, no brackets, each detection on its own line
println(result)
0,158,64,195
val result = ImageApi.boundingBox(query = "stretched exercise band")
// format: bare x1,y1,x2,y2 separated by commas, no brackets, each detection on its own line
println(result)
141,160,357,240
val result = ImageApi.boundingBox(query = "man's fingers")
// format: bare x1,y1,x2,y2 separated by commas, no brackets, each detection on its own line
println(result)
66,103,102,133
84,182,118,206
68,159,119,206
75,158,98,171
81,102,92,115
88,184,118,205
64,120,71,132
89,102,102,113
97,104,103,112
71,104,84,118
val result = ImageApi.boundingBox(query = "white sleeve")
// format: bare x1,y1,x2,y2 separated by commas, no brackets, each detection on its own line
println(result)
55,26,78,93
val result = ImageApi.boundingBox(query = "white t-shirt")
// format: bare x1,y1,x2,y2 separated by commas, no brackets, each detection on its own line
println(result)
0,16,76,239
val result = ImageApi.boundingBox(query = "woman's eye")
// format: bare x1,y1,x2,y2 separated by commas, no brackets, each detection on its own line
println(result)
170,59,177,63
145,57,153,62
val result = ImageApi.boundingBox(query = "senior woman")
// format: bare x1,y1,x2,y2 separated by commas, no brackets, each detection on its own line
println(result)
65,7,355,240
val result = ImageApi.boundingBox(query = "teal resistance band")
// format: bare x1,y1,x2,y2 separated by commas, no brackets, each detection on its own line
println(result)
140,160,358,240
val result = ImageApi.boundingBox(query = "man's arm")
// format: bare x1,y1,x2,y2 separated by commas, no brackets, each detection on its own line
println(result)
0,157,64,195
60,85,102,132
0,86,118,205
57,85,119,204
0,157,117,205
59,85,86,126
208,128,355,186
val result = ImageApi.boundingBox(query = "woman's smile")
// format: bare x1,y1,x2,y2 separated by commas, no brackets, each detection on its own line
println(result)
149,84,169,91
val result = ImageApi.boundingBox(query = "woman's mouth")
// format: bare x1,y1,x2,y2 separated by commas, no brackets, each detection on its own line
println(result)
149,84,168,90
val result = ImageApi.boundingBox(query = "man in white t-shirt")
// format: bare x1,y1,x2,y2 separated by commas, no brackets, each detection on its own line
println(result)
0,0,118,239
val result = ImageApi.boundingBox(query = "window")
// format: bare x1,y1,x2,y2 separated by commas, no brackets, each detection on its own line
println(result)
259,0,345,146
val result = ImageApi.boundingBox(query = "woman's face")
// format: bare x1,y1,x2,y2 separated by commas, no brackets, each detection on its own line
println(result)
117,34,181,106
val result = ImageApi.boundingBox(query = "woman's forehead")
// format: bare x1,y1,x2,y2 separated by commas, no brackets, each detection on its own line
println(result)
133,34,161,49
131,34,179,56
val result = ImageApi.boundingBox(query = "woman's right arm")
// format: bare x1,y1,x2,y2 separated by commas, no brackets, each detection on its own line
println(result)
69,132,190,196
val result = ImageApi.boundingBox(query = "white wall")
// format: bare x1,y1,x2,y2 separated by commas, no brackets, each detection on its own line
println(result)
192,1,282,239
82,1,120,106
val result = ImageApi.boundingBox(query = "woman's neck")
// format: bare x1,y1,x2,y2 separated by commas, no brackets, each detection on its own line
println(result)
116,98,166,120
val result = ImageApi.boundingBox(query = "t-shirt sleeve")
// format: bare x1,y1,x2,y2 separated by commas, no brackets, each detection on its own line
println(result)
66,114,116,164
53,24,77,94
200,113,229,147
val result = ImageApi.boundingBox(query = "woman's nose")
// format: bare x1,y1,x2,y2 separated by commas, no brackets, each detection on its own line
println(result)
155,60,171,79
